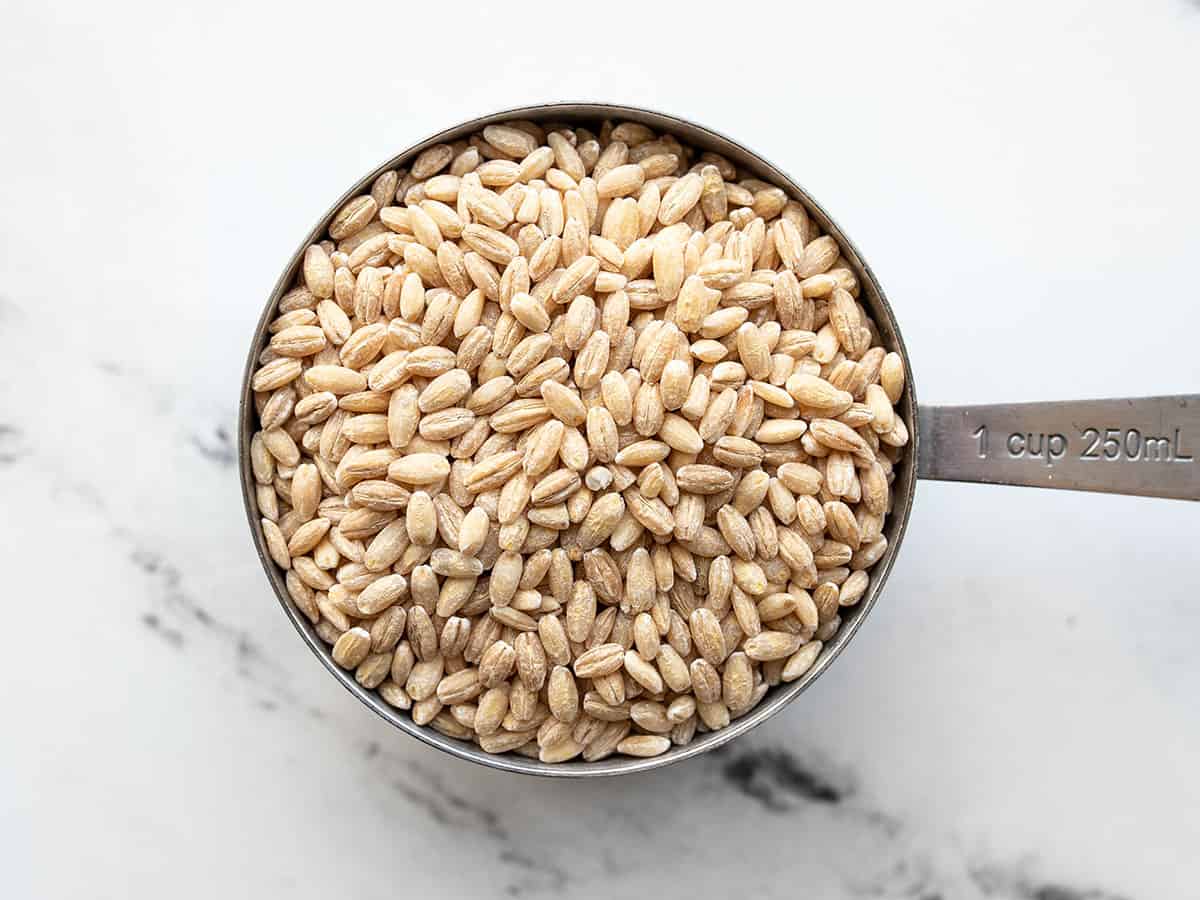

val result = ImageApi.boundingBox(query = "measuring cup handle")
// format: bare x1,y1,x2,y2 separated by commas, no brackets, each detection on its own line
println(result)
915,396,1200,500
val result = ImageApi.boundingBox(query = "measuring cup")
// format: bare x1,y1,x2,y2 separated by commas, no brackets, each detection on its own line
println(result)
239,103,1199,776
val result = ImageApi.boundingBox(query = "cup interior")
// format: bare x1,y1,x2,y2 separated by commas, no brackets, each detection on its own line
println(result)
239,102,920,776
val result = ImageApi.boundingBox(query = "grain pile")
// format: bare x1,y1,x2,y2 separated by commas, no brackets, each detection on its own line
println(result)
249,118,908,762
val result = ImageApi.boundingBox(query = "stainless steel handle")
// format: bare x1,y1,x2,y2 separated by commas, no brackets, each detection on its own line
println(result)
917,396,1200,500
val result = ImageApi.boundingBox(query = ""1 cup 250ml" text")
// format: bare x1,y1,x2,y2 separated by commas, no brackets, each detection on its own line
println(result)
972,426,1194,467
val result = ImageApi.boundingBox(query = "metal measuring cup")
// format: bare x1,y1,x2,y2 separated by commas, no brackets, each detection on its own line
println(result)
239,103,1199,777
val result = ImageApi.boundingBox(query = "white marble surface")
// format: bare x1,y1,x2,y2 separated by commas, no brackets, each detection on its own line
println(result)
3,1,1199,897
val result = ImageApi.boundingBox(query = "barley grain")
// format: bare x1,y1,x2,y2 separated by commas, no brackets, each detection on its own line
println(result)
256,117,908,763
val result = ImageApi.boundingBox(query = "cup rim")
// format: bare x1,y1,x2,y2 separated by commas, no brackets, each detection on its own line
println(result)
238,101,919,777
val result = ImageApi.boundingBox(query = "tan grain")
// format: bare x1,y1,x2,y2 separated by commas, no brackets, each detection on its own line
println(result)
255,116,908,763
